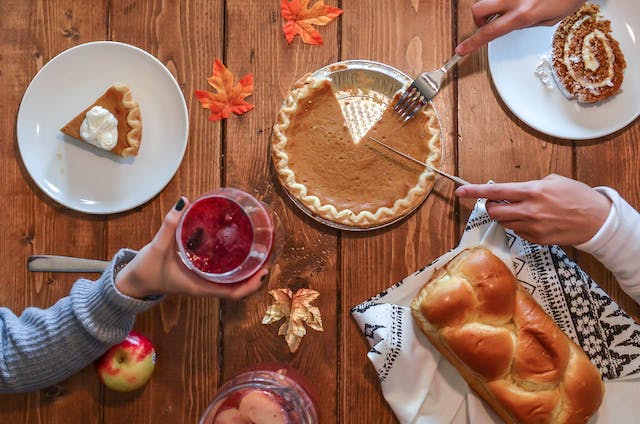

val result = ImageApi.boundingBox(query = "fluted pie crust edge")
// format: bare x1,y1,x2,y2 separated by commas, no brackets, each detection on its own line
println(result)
271,76,442,228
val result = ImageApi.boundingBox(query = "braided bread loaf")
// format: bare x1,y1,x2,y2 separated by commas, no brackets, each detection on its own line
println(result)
411,247,604,424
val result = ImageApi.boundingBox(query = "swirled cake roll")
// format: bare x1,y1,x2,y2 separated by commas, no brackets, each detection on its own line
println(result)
551,3,626,104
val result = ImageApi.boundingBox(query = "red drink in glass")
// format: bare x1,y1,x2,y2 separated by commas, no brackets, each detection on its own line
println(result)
176,188,282,284
199,364,318,424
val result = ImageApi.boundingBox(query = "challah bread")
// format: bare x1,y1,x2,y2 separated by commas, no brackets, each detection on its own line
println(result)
410,247,604,424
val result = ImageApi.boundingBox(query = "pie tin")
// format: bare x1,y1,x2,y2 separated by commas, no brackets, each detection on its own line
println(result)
274,59,444,232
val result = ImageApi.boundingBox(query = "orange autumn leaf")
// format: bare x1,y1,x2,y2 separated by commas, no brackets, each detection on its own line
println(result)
194,58,254,121
281,0,343,45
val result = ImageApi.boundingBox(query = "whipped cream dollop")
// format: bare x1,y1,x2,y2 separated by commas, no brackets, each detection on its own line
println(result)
80,106,118,151
534,54,554,90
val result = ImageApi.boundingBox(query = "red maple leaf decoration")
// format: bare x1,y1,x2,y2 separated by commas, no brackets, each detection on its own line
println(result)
281,0,343,45
194,58,254,121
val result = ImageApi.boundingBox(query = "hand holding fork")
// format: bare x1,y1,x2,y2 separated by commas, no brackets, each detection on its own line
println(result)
396,0,586,120
394,14,500,122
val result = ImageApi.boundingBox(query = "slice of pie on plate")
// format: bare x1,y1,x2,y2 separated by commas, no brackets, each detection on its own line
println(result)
272,76,442,228
60,83,142,157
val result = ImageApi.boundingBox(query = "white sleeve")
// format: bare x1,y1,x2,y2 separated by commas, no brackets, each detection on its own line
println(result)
574,187,640,304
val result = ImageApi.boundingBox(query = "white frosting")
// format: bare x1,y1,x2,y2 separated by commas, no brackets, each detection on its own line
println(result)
582,32,601,71
534,55,554,90
80,106,118,151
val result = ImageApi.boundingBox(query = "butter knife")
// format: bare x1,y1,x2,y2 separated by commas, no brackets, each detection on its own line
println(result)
367,136,471,186
27,255,110,273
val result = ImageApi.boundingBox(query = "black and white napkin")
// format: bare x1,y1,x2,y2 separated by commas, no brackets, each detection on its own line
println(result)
351,199,640,423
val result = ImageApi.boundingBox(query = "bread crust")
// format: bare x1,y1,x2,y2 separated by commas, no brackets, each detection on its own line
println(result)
411,247,604,424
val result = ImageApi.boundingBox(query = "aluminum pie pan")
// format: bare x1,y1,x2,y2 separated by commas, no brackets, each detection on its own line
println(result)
274,59,444,232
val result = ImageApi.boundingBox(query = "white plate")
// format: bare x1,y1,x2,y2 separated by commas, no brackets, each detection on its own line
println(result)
17,41,188,214
488,0,640,140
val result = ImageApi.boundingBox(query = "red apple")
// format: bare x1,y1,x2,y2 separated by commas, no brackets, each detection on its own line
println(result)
95,331,156,392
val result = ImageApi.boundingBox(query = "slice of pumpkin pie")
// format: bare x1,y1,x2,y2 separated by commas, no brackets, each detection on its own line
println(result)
60,83,142,157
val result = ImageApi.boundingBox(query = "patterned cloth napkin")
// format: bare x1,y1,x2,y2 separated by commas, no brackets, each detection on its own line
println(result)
351,199,640,423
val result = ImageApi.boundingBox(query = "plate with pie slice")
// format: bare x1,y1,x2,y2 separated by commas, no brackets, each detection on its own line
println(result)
487,0,639,140
271,60,443,231
17,41,188,214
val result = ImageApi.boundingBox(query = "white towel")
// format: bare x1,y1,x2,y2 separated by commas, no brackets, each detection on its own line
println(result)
351,199,640,423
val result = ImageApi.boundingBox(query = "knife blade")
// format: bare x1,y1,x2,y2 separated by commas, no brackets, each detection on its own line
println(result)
366,136,471,186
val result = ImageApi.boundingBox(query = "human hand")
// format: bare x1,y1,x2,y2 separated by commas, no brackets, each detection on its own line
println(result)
455,174,611,245
455,0,585,55
114,198,268,300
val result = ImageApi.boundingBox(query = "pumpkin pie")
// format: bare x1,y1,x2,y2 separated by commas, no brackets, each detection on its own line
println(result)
60,83,142,157
272,76,442,228
551,3,626,104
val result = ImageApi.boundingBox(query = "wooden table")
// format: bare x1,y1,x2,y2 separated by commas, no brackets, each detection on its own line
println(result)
1,1,638,422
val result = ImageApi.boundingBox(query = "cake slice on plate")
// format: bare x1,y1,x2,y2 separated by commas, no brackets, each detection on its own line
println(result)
551,3,626,104
60,83,142,157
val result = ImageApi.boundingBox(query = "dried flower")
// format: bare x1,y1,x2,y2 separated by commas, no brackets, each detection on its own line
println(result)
262,288,323,352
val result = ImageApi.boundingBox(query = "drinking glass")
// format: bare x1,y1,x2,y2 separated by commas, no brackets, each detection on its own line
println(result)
176,188,283,284
199,364,318,424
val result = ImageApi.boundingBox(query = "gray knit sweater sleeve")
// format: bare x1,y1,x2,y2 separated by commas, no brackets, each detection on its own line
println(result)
0,249,162,394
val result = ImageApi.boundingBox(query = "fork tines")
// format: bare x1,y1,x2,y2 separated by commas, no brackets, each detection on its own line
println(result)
393,85,427,122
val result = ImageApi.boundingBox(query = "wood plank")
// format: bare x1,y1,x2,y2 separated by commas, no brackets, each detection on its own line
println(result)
223,0,340,421
1,2,636,424
102,1,225,423
340,1,456,422
457,0,573,200
456,0,573,250
576,128,640,320
0,1,107,423
457,0,639,320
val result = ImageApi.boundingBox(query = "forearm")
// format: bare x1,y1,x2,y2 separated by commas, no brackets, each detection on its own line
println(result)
0,249,162,393
574,188,640,304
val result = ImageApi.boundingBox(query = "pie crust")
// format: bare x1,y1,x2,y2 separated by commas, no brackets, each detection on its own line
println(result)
272,76,442,228
60,83,142,157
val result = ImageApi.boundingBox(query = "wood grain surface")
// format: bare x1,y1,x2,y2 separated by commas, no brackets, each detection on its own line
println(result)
1,1,638,423
339,1,456,423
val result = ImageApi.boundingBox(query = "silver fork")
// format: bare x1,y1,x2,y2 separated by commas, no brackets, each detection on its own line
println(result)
395,14,499,121
394,53,463,121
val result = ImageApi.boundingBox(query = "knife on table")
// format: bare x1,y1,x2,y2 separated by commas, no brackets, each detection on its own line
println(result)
28,255,110,273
